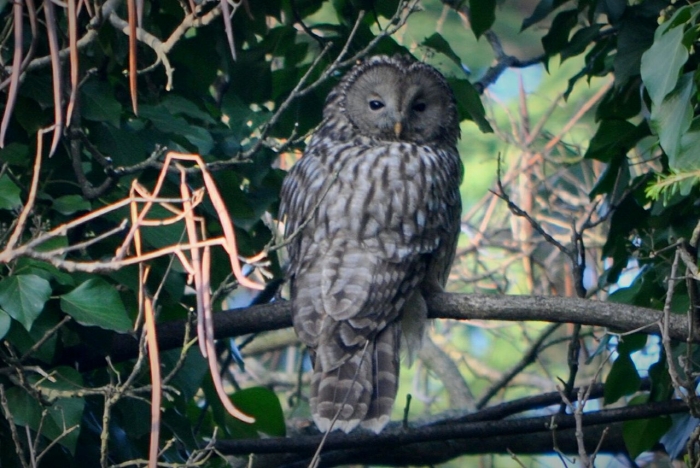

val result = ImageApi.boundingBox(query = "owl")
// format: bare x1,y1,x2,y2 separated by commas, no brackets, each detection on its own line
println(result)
279,55,463,433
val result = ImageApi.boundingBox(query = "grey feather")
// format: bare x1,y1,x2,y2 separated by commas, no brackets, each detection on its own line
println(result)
279,55,463,433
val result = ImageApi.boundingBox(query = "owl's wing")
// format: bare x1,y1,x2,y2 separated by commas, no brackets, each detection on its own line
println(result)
280,141,461,433
279,138,337,274
292,235,423,368
284,142,459,351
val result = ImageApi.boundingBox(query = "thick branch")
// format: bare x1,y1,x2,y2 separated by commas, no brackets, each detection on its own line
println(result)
217,400,686,466
236,424,621,467
61,293,690,371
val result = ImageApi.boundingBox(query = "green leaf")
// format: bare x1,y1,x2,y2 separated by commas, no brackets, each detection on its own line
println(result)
623,400,672,458
560,24,602,62
648,353,673,402
0,142,29,166
34,235,68,253
673,117,700,171
6,368,85,454
595,79,642,122
640,24,688,107
656,5,695,36
609,273,653,308
14,258,75,286
604,352,641,404
18,74,55,109
14,96,50,134
650,73,693,161
181,126,215,154
0,309,10,339
0,174,21,210
226,387,286,438
91,123,148,167
422,33,463,68
140,105,214,154
221,93,271,140
614,18,656,87
601,0,625,24
584,120,648,162
589,151,630,200
521,0,569,31
139,105,191,134
600,195,648,283
374,0,400,18
162,95,216,124
114,399,153,439
448,79,493,133
617,333,647,354
469,0,495,39
603,335,646,404
52,195,92,215
162,347,208,402
541,9,578,56
60,278,131,332
80,80,123,128
0,274,52,331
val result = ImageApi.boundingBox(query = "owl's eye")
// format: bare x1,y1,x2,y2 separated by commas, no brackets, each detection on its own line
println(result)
413,102,426,112
368,100,385,110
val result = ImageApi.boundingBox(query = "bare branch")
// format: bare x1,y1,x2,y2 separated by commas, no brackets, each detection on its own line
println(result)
216,400,687,462
61,293,691,372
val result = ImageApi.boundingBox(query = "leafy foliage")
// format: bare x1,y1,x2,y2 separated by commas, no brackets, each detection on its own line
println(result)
1,0,700,466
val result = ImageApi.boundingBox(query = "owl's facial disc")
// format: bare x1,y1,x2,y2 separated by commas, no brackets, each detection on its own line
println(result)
344,66,405,141
344,65,450,144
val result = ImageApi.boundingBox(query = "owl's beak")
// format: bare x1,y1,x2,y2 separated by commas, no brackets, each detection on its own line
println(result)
393,121,403,138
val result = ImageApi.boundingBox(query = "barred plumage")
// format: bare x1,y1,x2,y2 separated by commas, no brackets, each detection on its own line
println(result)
280,55,463,433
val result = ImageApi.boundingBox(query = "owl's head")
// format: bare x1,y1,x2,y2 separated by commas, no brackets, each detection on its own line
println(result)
337,55,459,145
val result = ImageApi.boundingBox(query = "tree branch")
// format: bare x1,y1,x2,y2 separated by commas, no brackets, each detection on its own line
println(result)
61,293,690,371
218,400,686,467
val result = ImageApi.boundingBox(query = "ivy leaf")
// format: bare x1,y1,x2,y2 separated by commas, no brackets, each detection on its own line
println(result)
6,368,85,454
14,258,75,287
162,347,207,402
60,278,131,332
140,105,214,154
91,123,148,167
226,386,286,438
52,195,91,215
604,353,641,404
640,24,688,107
0,274,52,331
623,395,672,458
617,333,647,354
648,353,673,403
469,0,495,39
80,81,123,128
604,334,646,405
0,142,29,166
0,174,21,210
162,95,216,124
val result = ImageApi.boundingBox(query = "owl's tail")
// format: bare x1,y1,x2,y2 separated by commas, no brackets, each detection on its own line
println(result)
310,321,400,434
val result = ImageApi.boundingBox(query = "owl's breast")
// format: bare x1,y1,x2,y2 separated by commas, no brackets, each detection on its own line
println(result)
308,141,458,260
